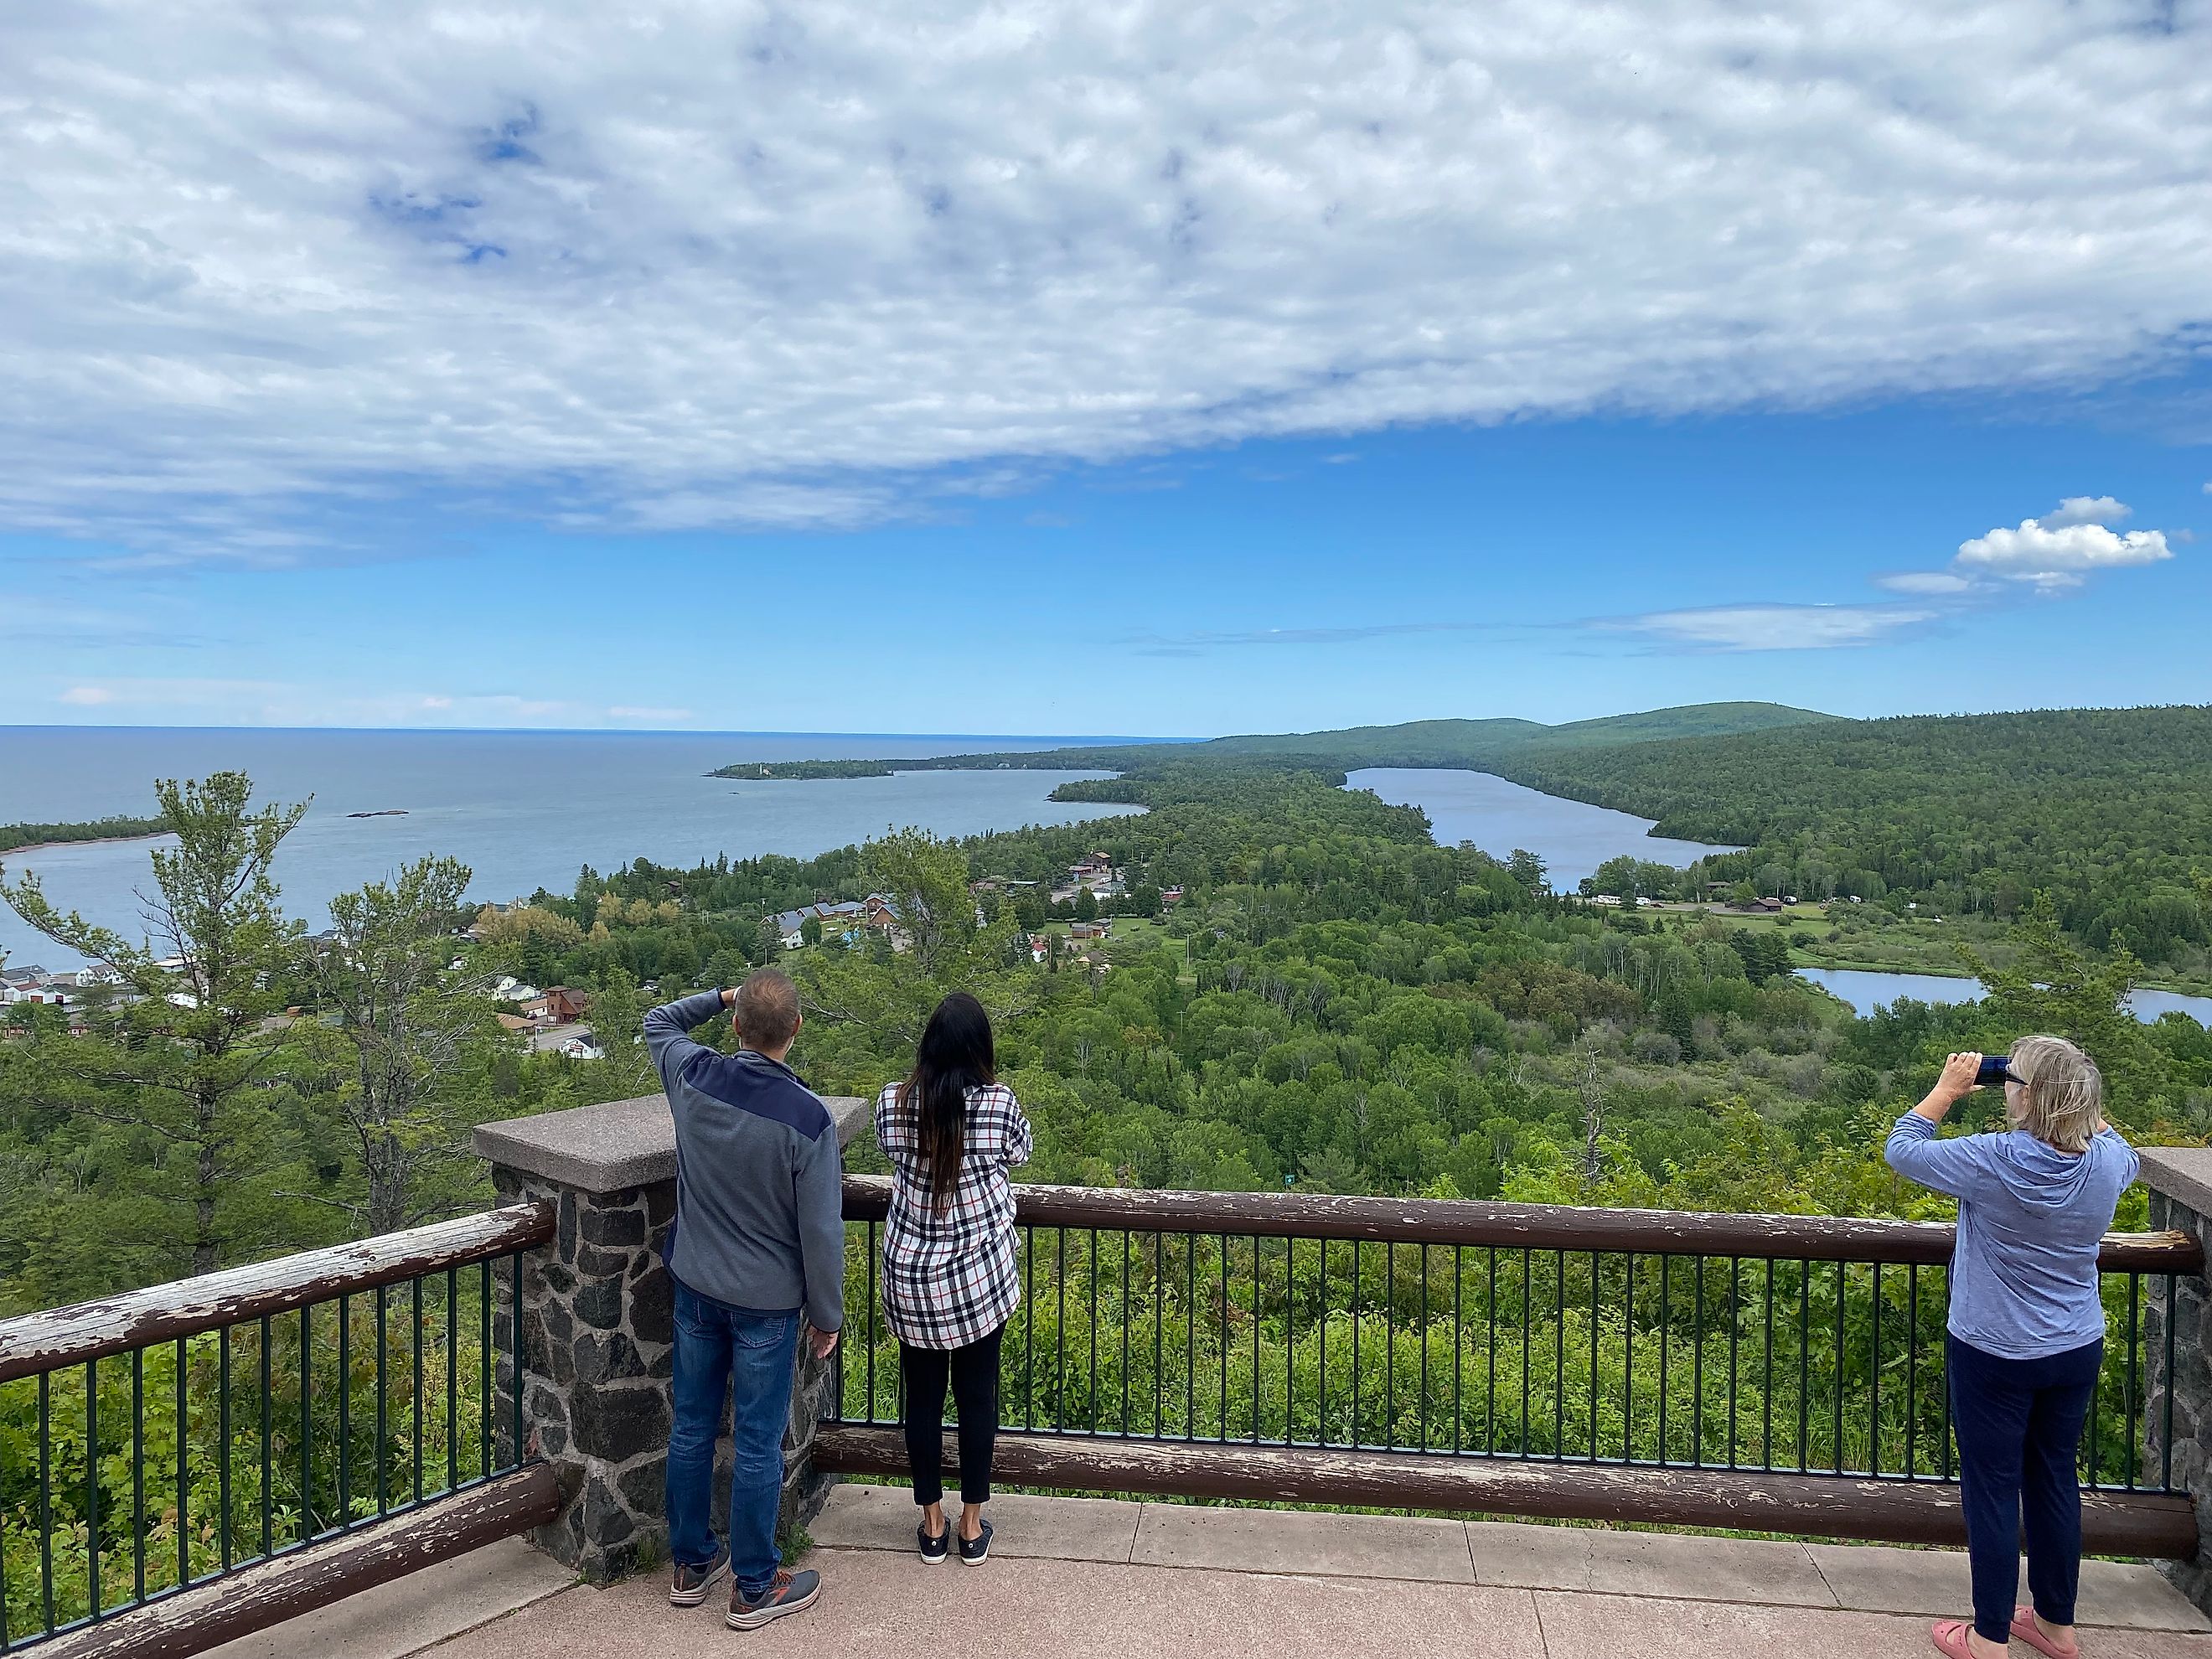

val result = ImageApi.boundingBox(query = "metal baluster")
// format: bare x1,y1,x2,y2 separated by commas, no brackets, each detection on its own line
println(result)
865,1220,878,1422
2127,1274,2142,1489
176,1336,189,1588
2165,1272,2179,1490
339,1294,352,1522
1421,1242,1432,1454
39,1370,54,1634
1520,1247,1532,1458
1057,1228,1067,1433
261,1315,274,1557
1251,1236,1262,1446
1763,1259,1775,1472
302,1305,314,1538
1185,1232,1196,1440
1553,1248,1564,1461
133,1350,146,1600
1797,1260,1811,1472
413,1278,425,1507
1284,1237,1295,1447
1905,1265,1919,1479
85,1359,100,1616
444,1268,457,1495
1089,1230,1101,1435
1387,1242,1397,1450
1589,1250,1600,1462
1656,1255,1669,1466
478,1264,490,1482
1351,1239,1362,1450
1217,1234,1227,1440
1940,1263,1954,1482
375,1284,389,1516
1625,1252,1636,1464
510,1253,524,1470
1486,1246,1497,1456
1120,1231,1131,1437
1155,1232,1167,1439
1691,1256,1704,1467
1452,1245,1464,1456
1870,1262,1882,1477
1025,1227,1035,1433
1727,1258,1739,1469
1832,1263,1846,1474
219,1327,232,1570
1318,1238,1330,1446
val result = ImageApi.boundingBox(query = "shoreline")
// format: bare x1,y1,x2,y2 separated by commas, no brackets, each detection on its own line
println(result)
0,829,176,858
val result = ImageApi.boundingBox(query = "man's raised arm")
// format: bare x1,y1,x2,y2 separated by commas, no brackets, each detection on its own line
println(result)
643,987,729,1090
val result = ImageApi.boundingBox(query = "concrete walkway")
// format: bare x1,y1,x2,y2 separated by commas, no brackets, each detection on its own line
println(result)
416,1487,2212,1659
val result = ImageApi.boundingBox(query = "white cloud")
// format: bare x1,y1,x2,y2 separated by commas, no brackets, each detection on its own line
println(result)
607,705,695,722
1955,518,2173,587
1608,604,1936,652
3,3,2210,556
1874,571,1977,596
2043,495,2130,529
59,686,117,705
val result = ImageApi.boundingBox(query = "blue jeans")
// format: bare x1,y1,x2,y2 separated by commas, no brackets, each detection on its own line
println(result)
665,1281,798,1598
1949,1333,2104,1645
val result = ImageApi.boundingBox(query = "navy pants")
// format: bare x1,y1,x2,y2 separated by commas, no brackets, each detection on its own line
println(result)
1948,1332,2103,1645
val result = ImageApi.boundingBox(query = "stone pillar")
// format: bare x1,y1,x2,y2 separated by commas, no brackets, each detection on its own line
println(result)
475,1090,865,1582
2139,1148,2212,1613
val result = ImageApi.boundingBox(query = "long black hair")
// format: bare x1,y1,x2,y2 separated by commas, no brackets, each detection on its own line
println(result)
900,991,996,1210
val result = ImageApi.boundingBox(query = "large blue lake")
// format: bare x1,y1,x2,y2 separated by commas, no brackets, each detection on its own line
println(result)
0,728,1146,969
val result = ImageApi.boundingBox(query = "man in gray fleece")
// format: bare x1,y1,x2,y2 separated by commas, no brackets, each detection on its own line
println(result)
643,968,842,1631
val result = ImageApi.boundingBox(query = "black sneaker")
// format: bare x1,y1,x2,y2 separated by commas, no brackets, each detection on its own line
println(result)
918,1521,950,1564
669,1547,728,1606
727,1568,821,1631
959,1517,993,1566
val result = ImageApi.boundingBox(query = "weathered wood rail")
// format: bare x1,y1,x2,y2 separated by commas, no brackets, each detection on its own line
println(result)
814,1424,2200,1558
840,1175,2201,1272
28,1465,562,1659
0,1202,552,1383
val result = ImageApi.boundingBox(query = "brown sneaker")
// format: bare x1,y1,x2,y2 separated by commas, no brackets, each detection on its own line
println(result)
726,1567,820,1631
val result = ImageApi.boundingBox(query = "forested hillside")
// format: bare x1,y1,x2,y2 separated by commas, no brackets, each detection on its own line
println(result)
1486,706,2212,961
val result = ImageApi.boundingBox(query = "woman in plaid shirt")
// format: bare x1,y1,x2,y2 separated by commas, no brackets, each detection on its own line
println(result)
874,991,1032,1565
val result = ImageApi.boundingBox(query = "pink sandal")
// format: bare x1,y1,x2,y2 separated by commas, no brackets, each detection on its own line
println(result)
1930,1621,1979,1659
2010,1606,2080,1659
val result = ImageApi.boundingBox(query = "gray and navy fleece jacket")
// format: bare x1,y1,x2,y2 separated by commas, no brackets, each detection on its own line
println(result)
643,990,844,1332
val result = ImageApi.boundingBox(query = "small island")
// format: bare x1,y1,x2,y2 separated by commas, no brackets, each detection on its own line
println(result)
709,760,899,780
345,809,410,819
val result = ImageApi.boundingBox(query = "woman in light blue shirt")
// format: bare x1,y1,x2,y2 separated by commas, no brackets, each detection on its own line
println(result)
1886,1036,2137,1659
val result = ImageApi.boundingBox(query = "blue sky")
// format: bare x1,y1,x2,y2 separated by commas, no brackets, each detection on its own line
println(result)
3,3,2208,737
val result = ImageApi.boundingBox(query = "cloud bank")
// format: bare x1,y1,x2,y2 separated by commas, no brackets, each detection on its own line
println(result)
3,1,2209,557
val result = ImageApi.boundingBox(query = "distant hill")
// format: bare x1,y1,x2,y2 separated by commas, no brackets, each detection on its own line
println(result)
1190,701,1836,767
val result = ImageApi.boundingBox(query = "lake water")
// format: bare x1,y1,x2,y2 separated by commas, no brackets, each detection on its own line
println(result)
1799,967,2212,1027
0,728,1147,969
1346,767,1741,891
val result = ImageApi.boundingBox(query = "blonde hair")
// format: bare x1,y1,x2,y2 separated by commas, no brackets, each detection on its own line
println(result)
2007,1035,2103,1154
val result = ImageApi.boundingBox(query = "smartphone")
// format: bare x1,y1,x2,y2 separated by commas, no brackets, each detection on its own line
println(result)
1974,1054,2016,1089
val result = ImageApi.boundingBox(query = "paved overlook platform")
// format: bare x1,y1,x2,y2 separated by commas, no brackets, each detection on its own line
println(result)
210,1489,2212,1659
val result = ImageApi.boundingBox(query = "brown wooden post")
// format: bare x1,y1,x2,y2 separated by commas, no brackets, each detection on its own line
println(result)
474,1090,865,1582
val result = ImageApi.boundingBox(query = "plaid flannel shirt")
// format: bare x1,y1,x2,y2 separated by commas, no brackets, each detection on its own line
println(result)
874,1081,1034,1351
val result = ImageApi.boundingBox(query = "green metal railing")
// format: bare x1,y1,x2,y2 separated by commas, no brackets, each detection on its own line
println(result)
0,1207,547,1651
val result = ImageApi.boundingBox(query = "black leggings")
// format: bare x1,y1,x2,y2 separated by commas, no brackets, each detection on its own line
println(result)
899,1326,1004,1507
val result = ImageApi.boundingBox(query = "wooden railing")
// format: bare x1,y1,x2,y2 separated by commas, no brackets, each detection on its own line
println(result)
0,1205,559,1655
827,1178,2201,1557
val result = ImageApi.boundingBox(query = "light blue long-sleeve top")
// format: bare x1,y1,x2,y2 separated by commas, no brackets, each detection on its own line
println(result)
1884,1112,2138,1360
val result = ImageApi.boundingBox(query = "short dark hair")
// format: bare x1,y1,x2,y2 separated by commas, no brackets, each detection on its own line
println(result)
735,968,801,1052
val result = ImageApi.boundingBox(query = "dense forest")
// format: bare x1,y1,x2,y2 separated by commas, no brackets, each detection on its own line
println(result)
3,731,2208,1629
